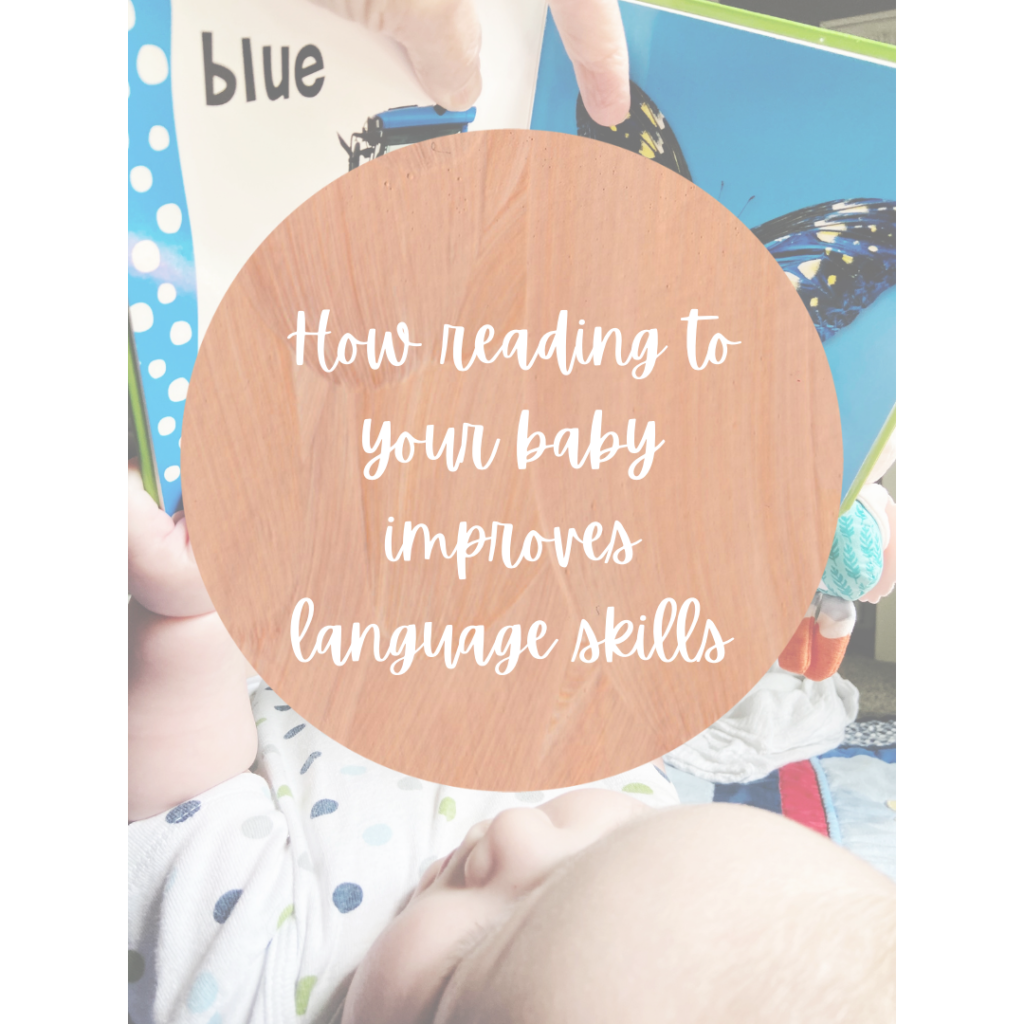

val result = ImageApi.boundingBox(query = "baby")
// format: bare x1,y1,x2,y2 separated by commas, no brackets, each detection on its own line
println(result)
347,798,895,1024
128,465,894,1023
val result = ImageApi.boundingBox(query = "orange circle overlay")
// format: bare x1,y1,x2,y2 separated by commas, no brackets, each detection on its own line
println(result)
183,130,841,790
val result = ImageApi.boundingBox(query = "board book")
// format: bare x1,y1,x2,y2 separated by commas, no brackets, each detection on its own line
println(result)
128,0,895,515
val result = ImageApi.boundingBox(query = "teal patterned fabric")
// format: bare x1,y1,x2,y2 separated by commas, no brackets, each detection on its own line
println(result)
821,500,884,600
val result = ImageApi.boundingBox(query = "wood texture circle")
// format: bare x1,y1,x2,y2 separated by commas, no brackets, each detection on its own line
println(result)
182,130,841,789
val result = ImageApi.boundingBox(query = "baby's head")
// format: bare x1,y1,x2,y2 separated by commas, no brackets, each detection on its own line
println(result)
343,793,895,1024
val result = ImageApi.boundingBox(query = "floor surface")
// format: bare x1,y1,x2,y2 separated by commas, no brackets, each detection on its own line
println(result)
839,653,896,719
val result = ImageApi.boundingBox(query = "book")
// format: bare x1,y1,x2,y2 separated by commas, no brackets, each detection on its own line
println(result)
128,0,894,513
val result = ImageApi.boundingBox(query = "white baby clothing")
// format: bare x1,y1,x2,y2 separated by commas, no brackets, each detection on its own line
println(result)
128,679,680,1024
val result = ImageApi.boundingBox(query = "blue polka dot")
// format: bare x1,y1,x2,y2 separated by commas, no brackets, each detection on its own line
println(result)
284,724,306,739
213,889,242,923
300,751,322,775
208,1016,222,1024
165,799,201,823
332,882,363,913
362,824,393,846
274,704,291,711
311,799,338,818
187,971,218,1012
339,765,367,776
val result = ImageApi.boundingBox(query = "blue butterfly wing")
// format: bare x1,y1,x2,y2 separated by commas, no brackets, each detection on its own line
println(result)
751,200,896,340
576,81,691,180
574,80,896,340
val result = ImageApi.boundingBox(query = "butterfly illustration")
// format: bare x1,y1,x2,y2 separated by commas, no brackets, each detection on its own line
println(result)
750,200,896,339
576,83,896,340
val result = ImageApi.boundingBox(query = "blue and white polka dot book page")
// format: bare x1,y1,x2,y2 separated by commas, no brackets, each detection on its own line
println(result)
126,0,548,514
129,0,196,513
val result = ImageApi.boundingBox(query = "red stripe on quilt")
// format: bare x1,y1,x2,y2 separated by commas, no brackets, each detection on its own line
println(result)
778,760,829,837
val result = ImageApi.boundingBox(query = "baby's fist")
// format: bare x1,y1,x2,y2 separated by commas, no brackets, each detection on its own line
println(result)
128,462,214,617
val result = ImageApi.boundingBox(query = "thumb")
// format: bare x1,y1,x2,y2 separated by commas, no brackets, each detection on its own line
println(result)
550,0,630,126
388,0,482,111
313,0,482,111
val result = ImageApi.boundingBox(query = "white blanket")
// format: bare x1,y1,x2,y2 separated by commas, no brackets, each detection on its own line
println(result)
664,667,859,784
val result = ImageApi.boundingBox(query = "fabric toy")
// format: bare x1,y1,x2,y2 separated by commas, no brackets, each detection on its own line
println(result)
778,432,897,681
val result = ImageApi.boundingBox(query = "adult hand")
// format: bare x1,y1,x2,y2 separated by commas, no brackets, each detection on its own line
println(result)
311,0,630,126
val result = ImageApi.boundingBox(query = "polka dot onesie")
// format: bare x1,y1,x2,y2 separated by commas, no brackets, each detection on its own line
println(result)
128,680,679,1023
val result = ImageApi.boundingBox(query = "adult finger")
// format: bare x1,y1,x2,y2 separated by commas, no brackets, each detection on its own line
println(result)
313,0,483,111
389,0,483,111
549,0,630,126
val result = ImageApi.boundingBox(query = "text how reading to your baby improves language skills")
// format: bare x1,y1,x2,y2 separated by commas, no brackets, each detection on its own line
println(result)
282,306,741,674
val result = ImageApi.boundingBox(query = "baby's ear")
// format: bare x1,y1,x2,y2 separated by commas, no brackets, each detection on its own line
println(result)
128,462,215,618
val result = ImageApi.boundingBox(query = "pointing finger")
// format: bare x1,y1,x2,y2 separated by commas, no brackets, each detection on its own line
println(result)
549,0,630,126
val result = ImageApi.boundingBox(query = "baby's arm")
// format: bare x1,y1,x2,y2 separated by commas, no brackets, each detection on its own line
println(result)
128,464,255,821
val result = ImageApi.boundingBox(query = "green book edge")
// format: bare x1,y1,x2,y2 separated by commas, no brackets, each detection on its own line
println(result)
838,406,895,515
634,0,895,63
128,318,164,509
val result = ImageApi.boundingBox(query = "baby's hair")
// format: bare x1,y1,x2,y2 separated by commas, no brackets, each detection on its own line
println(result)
712,883,896,1024
434,805,896,1024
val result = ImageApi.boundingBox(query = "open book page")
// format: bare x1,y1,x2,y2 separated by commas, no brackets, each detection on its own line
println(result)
530,0,895,504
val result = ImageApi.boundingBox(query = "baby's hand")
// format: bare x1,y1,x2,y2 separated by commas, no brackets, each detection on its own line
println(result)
128,462,214,617
129,463,255,822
